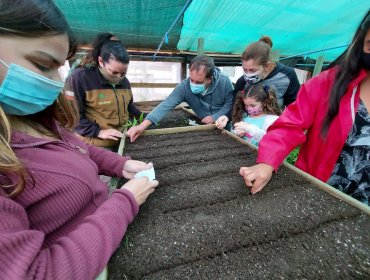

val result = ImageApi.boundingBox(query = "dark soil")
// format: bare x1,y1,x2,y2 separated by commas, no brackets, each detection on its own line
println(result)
147,109,202,129
109,130,370,280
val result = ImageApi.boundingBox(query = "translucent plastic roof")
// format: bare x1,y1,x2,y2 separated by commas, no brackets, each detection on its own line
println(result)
55,0,369,61
178,0,369,60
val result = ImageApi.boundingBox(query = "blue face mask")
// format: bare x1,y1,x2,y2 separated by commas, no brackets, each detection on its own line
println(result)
0,59,64,116
190,81,206,94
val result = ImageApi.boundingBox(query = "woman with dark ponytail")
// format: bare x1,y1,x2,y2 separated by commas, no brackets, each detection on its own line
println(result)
240,10,370,206
67,33,144,149
79,32,121,67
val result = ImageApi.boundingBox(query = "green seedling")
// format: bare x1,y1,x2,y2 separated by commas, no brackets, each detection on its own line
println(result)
123,235,129,249
285,147,300,165
124,112,145,129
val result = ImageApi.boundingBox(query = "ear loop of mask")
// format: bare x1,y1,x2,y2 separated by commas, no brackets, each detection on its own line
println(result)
0,58,9,68
244,85,254,98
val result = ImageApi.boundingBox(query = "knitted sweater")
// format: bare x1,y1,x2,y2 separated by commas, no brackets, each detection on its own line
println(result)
0,127,138,280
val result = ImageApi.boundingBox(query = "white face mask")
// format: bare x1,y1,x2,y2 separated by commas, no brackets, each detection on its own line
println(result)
243,71,262,84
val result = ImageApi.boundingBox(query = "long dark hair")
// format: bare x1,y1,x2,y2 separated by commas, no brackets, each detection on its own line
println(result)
79,32,130,67
79,32,121,67
232,84,281,124
99,40,130,65
0,0,78,197
322,10,370,135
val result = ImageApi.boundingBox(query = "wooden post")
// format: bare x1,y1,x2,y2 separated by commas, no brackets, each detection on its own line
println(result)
181,62,187,80
312,55,325,77
197,38,204,55
272,50,281,62
109,128,128,190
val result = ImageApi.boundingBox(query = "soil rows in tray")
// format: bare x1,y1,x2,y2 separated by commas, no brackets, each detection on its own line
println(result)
109,130,370,280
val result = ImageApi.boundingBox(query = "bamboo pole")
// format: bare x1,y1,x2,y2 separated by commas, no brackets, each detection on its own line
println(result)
117,128,128,156
131,82,178,88
281,162,370,215
222,130,370,215
142,124,216,136
221,130,258,151
109,128,128,190
180,106,197,117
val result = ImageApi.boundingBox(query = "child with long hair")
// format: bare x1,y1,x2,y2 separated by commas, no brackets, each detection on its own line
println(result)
232,84,281,146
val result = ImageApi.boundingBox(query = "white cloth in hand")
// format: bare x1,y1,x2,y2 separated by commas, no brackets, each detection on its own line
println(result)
134,167,156,181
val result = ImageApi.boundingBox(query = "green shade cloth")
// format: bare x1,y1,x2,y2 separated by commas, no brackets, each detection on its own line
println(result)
178,0,368,60
55,0,187,49
55,0,369,61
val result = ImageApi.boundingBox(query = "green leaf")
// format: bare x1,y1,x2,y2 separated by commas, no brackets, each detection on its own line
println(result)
139,112,144,123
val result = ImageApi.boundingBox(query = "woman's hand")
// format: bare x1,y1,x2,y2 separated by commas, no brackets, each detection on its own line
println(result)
127,124,145,142
98,128,123,140
121,177,158,206
122,160,153,179
215,115,229,129
239,163,274,194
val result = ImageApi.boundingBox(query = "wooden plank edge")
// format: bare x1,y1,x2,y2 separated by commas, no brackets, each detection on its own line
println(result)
222,130,370,215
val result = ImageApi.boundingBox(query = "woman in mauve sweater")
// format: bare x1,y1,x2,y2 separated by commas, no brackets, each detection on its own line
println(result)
0,1,158,279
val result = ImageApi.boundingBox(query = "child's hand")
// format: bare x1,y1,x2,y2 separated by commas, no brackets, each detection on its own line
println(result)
234,129,245,137
234,122,250,132
215,115,228,129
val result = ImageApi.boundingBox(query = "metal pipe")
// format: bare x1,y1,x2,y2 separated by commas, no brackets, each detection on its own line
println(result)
153,0,193,59
279,45,348,61
296,63,330,67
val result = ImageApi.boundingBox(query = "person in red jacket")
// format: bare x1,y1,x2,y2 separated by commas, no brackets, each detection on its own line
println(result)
240,10,370,206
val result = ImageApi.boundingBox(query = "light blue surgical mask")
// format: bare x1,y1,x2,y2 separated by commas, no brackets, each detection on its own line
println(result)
189,81,206,94
0,58,64,116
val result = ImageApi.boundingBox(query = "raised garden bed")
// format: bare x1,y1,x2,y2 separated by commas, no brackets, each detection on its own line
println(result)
148,109,201,129
109,129,370,279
